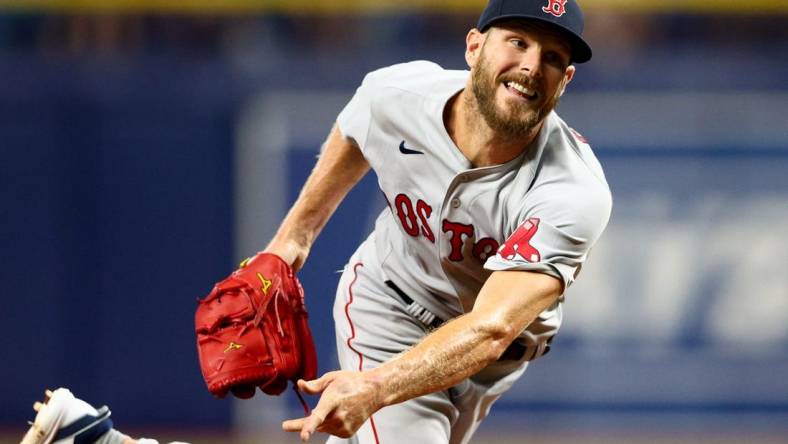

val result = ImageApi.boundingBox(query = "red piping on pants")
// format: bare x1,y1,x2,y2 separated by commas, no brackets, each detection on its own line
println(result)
344,262,381,444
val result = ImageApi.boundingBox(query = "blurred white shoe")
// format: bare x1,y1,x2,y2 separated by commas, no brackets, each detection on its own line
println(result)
21,388,113,444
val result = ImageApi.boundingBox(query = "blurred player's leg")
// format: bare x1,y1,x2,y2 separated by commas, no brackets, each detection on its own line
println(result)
21,388,189,444
22,388,119,444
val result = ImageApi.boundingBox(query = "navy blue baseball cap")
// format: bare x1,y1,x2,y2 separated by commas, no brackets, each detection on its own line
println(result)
477,0,592,63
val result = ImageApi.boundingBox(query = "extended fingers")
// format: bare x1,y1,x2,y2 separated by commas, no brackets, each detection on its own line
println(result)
282,411,327,442
299,410,327,442
284,371,368,441
281,417,306,432
283,394,335,441
297,371,338,395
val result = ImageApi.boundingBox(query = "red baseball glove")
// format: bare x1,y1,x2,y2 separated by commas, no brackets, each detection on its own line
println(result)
195,253,317,399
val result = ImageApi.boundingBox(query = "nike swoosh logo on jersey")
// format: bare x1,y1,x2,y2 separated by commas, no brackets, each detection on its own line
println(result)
399,140,424,155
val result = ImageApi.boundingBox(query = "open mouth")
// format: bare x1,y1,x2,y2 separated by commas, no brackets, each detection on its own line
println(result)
504,80,538,100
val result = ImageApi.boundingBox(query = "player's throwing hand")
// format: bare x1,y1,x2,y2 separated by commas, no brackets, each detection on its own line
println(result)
282,371,384,442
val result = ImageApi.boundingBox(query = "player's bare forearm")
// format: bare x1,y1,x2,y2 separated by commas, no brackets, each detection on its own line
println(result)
282,271,563,441
265,125,369,270
369,270,562,407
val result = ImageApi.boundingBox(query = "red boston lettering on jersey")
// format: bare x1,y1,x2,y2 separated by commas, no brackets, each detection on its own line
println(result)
498,218,541,263
416,199,435,243
472,237,500,263
542,0,567,17
442,220,474,262
393,193,435,243
395,193,420,237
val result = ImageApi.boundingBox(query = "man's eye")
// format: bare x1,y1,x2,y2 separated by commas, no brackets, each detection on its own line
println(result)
545,52,565,66
510,39,526,48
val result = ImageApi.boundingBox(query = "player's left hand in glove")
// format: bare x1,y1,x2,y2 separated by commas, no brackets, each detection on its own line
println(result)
195,252,318,399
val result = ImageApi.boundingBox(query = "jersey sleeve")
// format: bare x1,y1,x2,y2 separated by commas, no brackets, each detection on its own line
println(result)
336,61,443,153
336,71,375,150
484,182,612,291
336,64,404,151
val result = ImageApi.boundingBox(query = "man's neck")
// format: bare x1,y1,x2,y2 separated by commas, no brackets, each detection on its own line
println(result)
444,88,542,168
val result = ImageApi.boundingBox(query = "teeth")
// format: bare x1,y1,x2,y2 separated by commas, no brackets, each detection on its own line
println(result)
506,81,535,98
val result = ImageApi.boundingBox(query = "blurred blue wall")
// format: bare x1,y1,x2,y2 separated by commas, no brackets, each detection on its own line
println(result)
0,55,237,425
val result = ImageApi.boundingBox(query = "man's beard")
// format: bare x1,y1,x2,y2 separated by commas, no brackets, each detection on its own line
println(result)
470,47,562,139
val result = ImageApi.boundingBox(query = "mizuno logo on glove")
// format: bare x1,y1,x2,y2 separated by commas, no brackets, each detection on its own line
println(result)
223,342,243,353
256,272,272,294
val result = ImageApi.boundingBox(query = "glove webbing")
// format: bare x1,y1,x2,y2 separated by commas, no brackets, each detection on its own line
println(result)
243,275,284,335
245,274,311,415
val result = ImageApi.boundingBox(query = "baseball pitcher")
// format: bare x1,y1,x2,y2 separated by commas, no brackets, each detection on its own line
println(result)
275,0,611,442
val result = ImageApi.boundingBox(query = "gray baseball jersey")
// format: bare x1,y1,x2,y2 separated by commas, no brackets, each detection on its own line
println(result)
336,60,611,359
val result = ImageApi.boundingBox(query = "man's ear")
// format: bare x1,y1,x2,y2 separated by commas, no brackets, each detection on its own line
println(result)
465,28,486,68
559,65,576,97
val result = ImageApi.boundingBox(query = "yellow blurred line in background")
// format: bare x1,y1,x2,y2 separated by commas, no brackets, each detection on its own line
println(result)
0,0,786,14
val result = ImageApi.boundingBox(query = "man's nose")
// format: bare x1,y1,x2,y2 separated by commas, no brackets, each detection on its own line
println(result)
519,46,543,78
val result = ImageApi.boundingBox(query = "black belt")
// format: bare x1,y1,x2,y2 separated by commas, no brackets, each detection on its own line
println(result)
385,280,443,329
384,280,528,361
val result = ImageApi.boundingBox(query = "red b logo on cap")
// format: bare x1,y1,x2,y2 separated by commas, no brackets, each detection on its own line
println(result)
542,0,568,17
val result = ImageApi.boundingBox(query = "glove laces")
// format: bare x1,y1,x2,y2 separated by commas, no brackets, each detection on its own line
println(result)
293,382,311,415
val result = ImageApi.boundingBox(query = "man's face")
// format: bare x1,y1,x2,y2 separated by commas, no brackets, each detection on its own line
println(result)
468,22,575,138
